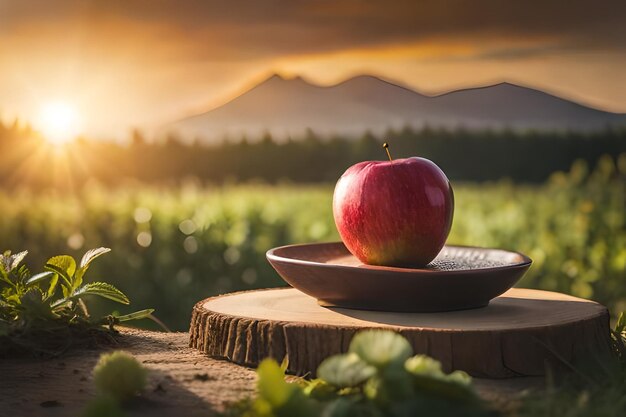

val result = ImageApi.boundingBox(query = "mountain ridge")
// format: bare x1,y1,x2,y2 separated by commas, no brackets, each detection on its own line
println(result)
166,74,626,142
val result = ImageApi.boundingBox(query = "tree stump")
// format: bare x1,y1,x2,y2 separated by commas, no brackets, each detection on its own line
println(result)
189,288,612,378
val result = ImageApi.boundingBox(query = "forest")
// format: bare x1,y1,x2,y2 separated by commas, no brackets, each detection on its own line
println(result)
1,119,625,188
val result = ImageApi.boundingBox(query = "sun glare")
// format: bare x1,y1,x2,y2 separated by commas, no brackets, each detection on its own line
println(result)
38,101,81,145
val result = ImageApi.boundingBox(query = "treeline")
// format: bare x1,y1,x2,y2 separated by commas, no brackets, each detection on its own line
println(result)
1,120,625,188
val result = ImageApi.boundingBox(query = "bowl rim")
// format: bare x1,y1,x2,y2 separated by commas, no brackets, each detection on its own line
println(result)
266,241,532,276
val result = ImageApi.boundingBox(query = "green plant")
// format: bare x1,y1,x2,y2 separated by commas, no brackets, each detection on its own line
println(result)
0,247,154,355
229,330,489,417
93,350,148,401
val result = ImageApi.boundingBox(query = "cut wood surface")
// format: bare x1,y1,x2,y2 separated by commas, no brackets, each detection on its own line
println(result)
0,328,541,417
190,287,612,378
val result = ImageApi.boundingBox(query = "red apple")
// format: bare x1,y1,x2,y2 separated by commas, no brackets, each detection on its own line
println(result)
333,153,454,267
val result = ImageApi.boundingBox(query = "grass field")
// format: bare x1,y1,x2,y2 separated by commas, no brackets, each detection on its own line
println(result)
1,155,624,330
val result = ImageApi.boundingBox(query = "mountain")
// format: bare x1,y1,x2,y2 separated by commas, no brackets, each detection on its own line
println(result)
166,74,626,142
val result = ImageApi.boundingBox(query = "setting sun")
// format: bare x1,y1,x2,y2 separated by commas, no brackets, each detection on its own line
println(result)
38,101,81,144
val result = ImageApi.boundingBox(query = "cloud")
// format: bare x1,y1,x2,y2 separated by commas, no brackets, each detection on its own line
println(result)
2,0,626,62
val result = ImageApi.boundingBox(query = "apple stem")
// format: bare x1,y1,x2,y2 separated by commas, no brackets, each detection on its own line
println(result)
383,142,393,162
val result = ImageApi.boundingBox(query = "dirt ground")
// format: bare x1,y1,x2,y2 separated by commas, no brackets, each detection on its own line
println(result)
0,328,541,417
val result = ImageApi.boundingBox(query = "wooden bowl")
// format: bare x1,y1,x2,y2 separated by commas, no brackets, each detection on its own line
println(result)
266,242,532,312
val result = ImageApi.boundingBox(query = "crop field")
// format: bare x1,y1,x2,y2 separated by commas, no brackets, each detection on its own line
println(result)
1,156,624,330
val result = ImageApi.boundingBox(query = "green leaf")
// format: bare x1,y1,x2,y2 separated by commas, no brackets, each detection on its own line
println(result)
114,309,155,322
257,358,297,407
9,251,28,272
405,355,472,386
46,274,59,299
72,282,130,305
404,355,476,404
44,255,76,289
446,370,472,386
0,250,28,274
404,355,445,378
3,293,21,305
0,271,12,286
80,247,111,270
615,312,626,334
302,379,337,401
15,265,31,284
75,247,111,287
349,330,413,368
25,271,55,286
255,359,321,417
317,353,377,388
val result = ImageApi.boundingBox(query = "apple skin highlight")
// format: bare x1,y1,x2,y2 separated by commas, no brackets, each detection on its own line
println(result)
333,157,454,267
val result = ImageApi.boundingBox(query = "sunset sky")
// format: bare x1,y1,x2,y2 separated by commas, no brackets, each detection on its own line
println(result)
1,0,625,139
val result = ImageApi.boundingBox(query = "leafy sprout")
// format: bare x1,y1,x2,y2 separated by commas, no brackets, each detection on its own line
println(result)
229,330,485,417
0,248,154,355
